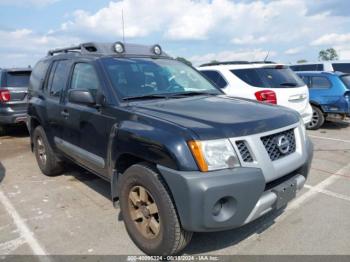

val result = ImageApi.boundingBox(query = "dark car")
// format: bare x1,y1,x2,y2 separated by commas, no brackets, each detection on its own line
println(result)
27,42,313,255
297,71,350,130
0,68,32,133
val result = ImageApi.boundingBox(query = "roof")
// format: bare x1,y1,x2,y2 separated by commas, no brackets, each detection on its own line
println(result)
1,67,32,72
199,60,276,67
296,71,348,76
47,42,171,58
290,60,350,66
199,62,285,70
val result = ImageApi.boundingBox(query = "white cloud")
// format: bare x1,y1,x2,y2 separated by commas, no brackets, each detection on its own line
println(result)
231,35,267,45
311,33,350,46
189,49,276,66
0,29,80,67
285,47,303,55
0,0,59,7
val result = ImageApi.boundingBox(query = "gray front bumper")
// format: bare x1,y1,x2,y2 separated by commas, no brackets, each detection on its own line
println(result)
158,137,313,232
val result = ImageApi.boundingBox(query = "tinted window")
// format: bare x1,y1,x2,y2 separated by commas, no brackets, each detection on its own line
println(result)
231,67,305,88
311,76,331,89
30,61,50,90
290,64,323,71
102,58,219,99
299,75,310,88
48,60,69,98
340,75,350,89
200,70,227,88
332,63,350,73
5,71,31,87
71,63,100,96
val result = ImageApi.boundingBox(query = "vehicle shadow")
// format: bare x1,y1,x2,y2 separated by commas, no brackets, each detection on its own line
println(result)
62,163,111,201
319,120,349,130
184,208,285,254
0,124,29,138
0,162,5,184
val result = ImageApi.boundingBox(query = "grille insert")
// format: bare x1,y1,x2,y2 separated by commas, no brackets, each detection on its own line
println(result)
261,129,296,161
236,140,253,162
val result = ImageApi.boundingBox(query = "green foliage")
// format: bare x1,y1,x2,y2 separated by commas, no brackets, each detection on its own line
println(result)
318,48,339,61
297,59,308,64
175,57,192,66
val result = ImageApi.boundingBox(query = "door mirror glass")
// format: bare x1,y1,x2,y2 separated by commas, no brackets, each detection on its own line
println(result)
68,89,96,105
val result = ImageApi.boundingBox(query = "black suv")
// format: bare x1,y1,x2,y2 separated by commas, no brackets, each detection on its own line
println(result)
27,42,313,255
0,68,32,133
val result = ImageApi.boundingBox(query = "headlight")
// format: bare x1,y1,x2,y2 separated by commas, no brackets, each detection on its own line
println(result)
188,139,240,172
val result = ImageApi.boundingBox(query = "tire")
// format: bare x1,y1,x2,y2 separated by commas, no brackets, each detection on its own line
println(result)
118,163,192,255
33,126,64,176
0,125,6,136
306,106,325,130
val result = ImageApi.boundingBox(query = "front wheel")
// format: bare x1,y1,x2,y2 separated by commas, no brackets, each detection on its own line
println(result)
118,163,192,255
306,106,325,130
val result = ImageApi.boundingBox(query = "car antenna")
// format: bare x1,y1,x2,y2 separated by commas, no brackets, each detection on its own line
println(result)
122,8,125,44
264,51,270,62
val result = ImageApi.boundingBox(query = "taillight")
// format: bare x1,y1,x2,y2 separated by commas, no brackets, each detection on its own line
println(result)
255,90,277,104
0,89,11,102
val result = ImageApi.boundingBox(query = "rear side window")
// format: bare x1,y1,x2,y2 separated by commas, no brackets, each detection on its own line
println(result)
231,67,305,88
311,76,331,89
4,71,31,87
200,70,227,88
332,63,350,73
290,64,323,71
47,60,70,98
70,63,100,96
340,75,350,89
30,61,50,90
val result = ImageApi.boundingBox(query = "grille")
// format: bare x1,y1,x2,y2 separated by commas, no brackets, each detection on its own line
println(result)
236,140,253,162
261,129,296,161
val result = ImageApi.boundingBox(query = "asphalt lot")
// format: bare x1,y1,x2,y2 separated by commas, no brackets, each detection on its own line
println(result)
0,121,350,257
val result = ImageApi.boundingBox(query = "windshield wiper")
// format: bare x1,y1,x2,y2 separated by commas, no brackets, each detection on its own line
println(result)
167,91,218,97
279,82,298,87
122,94,169,101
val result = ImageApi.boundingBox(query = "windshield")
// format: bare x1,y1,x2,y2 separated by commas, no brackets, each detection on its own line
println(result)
231,67,305,88
102,58,220,99
5,71,31,87
340,75,350,89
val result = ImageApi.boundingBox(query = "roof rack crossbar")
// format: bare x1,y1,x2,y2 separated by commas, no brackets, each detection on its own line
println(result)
199,60,277,67
47,45,82,56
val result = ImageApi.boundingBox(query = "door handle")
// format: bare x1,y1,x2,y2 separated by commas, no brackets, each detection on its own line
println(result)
61,110,69,118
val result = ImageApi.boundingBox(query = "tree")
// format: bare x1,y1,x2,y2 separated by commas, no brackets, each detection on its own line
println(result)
175,57,192,66
297,59,308,64
318,48,339,61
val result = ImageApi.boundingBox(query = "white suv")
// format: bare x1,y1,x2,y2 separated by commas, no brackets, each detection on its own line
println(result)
198,61,312,124
290,60,350,73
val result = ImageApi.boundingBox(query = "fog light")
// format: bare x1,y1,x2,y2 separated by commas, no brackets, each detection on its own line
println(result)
211,196,236,222
152,44,162,55
114,42,125,53
212,200,223,216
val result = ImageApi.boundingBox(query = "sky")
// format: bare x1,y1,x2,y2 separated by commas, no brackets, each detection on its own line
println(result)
1,0,350,67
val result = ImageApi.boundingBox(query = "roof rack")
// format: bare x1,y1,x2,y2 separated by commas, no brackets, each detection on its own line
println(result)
251,61,276,64
47,42,171,58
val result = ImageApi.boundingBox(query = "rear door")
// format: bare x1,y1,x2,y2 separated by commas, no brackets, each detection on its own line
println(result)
1,70,31,114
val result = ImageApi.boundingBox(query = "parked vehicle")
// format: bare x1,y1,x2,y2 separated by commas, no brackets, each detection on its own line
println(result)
290,61,350,73
0,68,32,133
27,42,313,255
297,71,350,130
198,61,313,124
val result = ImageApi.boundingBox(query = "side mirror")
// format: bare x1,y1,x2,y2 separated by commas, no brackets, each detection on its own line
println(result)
68,89,96,105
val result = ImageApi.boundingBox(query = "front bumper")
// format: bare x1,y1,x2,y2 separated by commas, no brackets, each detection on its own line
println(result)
158,137,313,232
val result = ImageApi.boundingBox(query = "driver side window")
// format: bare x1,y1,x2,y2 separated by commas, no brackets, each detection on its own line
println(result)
71,63,100,97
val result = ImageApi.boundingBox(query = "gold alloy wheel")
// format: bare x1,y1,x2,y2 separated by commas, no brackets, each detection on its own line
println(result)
128,186,160,239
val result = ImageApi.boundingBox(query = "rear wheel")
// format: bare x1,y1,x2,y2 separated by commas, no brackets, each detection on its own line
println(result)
118,163,192,255
306,106,324,130
33,126,64,176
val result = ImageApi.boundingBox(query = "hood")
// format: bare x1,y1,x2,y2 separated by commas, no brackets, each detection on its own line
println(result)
133,95,300,140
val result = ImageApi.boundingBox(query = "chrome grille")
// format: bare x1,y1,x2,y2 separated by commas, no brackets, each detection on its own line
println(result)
261,129,296,161
236,140,253,162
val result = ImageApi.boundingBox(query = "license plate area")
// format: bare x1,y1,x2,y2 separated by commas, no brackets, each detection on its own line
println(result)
272,179,297,209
